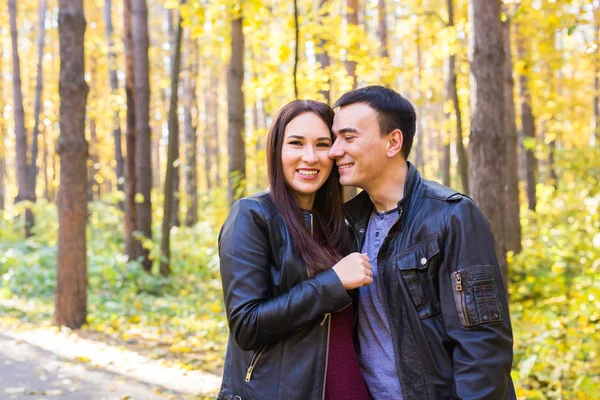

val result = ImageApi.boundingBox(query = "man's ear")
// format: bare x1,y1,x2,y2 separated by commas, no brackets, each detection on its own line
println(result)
386,129,404,158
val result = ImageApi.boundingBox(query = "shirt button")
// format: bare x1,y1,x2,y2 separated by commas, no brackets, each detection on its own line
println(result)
420,257,427,265
375,232,380,237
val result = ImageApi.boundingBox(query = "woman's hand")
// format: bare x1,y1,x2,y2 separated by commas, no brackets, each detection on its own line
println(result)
332,253,373,290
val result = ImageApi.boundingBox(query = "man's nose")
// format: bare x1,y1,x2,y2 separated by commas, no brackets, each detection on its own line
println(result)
328,139,343,159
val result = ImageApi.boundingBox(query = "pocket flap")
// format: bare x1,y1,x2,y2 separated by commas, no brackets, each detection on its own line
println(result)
396,236,440,270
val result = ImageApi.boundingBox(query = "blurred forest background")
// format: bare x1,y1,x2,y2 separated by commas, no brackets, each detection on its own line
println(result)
0,0,599,398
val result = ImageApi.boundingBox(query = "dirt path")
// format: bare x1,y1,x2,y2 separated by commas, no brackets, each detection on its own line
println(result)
0,327,221,400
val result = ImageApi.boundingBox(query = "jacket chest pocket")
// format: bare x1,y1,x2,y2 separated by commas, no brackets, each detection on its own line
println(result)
451,265,503,327
396,236,441,320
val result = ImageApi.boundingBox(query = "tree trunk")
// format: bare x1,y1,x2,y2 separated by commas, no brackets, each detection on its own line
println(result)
105,0,124,206
345,0,358,89
467,0,508,287
515,21,538,211
152,113,162,190
548,32,562,188
167,7,180,228
442,0,453,187
593,2,600,147
9,0,33,236
0,49,5,211
0,149,4,211
184,36,198,226
343,0,359,201
28,0,47,211
316,0,331,104
378,0,389,58
42,129,50,201
502,10,521,254
446,0,468,195
88,116,100,201
203,66,213,190
87,57,100,201
123,0,137,260
132,0,153,272
293,0,299,99
213,77,222,186
161,9,183,277
415,24,425,173
54,0,89,329
228,14,246,205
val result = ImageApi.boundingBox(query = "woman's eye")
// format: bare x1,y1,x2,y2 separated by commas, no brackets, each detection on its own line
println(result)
345,136,355,141
316,142,331,148
288,141,302,146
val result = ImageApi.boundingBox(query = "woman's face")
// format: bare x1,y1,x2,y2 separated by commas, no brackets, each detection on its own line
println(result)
281,112,334,210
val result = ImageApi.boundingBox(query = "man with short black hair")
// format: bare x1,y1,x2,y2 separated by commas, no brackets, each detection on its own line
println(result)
330,85,516,399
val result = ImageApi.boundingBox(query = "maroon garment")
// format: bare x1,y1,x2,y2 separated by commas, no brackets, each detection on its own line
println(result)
325,303,368,400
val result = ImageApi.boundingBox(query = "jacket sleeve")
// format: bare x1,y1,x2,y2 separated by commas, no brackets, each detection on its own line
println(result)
438,198,514,399
218,198,352,351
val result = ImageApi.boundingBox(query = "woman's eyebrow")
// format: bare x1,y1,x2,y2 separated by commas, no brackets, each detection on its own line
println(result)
286,135,331,141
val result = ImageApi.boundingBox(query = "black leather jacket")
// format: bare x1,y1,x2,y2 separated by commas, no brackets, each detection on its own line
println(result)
217,192,352,400
344,164,517,399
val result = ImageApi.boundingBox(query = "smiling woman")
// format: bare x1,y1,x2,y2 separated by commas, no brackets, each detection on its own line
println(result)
281,112,333,210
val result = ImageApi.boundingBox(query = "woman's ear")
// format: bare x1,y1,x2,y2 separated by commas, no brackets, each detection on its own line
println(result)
386,129,404,158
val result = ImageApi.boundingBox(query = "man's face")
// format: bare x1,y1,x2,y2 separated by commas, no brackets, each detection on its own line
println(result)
329,103,390,191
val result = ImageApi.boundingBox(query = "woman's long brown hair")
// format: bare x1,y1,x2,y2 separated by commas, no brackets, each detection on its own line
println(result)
267,100,351,276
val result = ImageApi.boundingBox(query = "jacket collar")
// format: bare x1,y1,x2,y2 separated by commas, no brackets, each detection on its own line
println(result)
344,162,422,230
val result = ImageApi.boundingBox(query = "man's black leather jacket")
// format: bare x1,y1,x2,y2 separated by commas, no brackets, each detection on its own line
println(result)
217,192,352,400
344,164,517,399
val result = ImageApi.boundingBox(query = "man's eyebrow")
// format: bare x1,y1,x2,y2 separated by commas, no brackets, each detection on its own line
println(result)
337,128,359,134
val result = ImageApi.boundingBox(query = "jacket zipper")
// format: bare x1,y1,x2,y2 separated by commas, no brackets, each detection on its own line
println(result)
455,270,470,326
320,313,331,400
245,345,267,382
